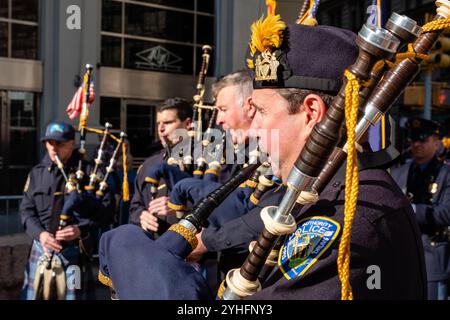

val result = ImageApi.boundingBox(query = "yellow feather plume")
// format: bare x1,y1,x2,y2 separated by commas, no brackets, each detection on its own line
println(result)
443,137,450,150
247,58,255,69
249,14,286,58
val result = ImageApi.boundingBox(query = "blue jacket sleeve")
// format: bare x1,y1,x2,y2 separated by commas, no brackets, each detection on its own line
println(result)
20,173,45,241
201,206,264,253
201,186,286,252
129,165,147,225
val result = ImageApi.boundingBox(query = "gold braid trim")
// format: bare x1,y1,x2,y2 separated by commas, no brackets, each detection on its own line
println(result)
204,169,219,176
250,193,260,205
246,180,258,188
193,170,204,176
168,224,198,249
217,280,226,300
167,201,187,212
98,271,114,289
144,177,159,184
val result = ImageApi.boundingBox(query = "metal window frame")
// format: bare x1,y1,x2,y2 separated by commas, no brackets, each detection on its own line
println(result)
111,0,214,17
2,0,40,59
101,0,215,75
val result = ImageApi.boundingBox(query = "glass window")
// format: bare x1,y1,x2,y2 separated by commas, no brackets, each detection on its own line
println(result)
11,0,39,22
0,22,7,57
102,0,122,33
196,46,214,77
100,97,121,129
100,0,215,76
196,14,214,46
197,0,215,14
125,4,194,42
137,0,194,10
10,91,36,127
9,130,37,166
126,103,156,158
125,38,193,74
0,0,8,18
101,36,122,67
11,24,38,59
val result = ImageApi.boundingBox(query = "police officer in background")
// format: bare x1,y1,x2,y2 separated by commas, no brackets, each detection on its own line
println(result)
20,121,115,300
129,98,192,233
391,118,450,300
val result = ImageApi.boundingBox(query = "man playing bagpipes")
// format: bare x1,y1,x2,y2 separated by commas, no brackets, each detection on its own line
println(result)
170,70,286,283
20,121,115,300
129,98,193,235
234,15,426,300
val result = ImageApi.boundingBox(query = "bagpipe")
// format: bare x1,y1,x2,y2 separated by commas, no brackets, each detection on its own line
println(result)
167,162,279,227
68,65,129,201
34,64,129,300
219,1,450,301
140,45,219,199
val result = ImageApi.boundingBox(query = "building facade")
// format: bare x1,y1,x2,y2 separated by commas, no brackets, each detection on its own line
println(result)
0,0,274,195
1,0,444,195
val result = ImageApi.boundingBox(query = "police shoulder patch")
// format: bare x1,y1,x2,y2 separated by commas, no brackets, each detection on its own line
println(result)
278,216,341,280
23,174,31,192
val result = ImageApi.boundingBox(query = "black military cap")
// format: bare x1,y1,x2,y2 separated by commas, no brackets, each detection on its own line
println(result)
407,118,441,142
245,15,358,93
41,121,76,142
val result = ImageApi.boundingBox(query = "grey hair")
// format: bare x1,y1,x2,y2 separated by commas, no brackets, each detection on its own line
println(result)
277,88,335,115
212,70,253,107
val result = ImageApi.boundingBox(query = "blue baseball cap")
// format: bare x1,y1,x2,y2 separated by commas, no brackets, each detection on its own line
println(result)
41,121,76,142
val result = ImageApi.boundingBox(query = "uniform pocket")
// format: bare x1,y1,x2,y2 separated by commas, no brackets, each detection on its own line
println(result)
33,191,51,213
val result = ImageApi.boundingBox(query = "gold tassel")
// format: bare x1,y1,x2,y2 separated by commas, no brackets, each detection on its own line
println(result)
122,142,130,202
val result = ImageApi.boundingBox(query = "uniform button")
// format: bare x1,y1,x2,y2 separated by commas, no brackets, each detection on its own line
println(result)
332,182,340,188
226,241,231,246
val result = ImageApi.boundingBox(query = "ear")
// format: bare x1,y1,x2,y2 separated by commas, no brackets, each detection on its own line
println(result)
243,96,256,120
301,94,326,134
184,117,192,128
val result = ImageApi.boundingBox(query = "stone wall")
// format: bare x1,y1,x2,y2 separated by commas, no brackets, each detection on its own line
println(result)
0,233,31,300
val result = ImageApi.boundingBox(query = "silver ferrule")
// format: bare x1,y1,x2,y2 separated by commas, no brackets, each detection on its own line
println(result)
363,102,384,126
388,12,422,37
286,165,315,192
76,170,84,180
96,150,104,162
79,141,86,154
222,287,243,301
183,155,193,165
89,173,97,185
355,118,372,143
359,24,400,53
178,219,198,233
99,181,108,192
272,167,315,223
272,190,297,224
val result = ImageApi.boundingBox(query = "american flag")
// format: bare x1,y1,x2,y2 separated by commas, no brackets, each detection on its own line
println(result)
66,80,95,120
